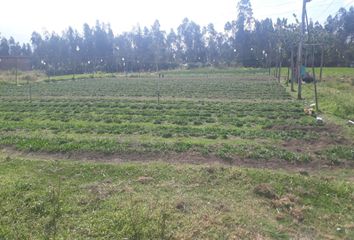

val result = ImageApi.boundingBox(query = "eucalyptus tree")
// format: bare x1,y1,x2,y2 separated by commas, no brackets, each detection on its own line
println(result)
234,0,255,66
166,29,181,65
203,23,221,65
150,20,167,69
0,37,10,56
177,18,206,64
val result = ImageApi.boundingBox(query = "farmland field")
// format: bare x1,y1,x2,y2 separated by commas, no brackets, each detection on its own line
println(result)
0,70,352,164
0,68,354,239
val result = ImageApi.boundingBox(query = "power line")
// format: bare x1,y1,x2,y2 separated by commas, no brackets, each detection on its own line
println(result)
313,0,354,21
254,1,300,9
343,0,354,8
314,0,338,19
256,10,299,19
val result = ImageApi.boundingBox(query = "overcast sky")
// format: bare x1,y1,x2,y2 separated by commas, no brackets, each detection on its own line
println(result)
1,0,353,43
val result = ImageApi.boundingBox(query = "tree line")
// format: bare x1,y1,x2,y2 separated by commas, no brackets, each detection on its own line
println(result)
0,0,353,75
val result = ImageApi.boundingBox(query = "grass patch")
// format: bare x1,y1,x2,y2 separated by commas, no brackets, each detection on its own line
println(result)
0,155,353,239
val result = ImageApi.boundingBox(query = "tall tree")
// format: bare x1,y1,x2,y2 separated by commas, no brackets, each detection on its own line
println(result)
235,0,254,66
177,18,206,64
0,38,10,56
150,20,166,69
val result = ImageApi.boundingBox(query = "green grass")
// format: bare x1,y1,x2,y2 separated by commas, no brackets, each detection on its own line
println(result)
0,70,122,84
162,67,269,75
283,67,354,140
302,70,354,120
0,67,267,85
0,155,353,239
278,67,354,81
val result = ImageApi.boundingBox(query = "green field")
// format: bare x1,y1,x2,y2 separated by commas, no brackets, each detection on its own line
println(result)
0,71,352,163
0,68,353,239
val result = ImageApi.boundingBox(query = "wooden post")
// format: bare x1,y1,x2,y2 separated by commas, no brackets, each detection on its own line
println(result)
268,62,271,76
27,78,32,102
275,51,278,78
92,59,95,78
320,45,324,81
276,49,279,79
290,48,295,91
268,44,272,76
73,57,76,80
124,62,127,79
157,77,160,106
297,0,307,100
287,67,290,82
311,46,319,111
156,63,160,106
278,47,282,83
268,47,272,76
15,57,18,85
48,65,50,81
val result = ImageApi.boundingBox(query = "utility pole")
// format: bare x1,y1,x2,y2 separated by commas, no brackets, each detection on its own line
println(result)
297,0,310,100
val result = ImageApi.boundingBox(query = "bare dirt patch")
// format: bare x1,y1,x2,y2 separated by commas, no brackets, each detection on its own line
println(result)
2,147,352,173
275,123,352,154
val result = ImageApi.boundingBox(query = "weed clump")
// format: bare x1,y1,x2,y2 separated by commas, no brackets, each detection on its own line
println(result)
253,183,278,199
153,119,162,124
162,133,173,138
175,201,188,213
271,194,298,209
137,176,154,184
290,207,305,222
206,134,218,140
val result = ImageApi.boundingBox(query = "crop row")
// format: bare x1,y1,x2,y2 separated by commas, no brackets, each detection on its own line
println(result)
0,117,322,141
0,111,311,127
0,135,311,163
0,76,290,100
0,99,304,120
0,98,314,133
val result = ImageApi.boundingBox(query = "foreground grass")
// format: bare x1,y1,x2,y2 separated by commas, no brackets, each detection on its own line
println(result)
0,155,353,239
